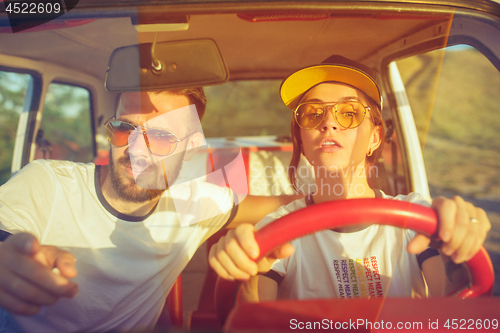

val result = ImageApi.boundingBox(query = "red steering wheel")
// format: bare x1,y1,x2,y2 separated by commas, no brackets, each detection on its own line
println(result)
215,198,494,324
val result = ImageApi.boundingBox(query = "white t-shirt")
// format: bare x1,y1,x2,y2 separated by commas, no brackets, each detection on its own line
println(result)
256,191,431,300
0,160,235,333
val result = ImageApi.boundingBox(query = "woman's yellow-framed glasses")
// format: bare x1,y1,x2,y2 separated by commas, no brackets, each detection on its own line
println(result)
294,101,369,130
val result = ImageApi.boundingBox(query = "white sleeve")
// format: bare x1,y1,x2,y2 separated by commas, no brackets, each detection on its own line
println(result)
270,257,288,277
263,256,289,285
0,161,56,239
394,192,432,207
169,180,236,235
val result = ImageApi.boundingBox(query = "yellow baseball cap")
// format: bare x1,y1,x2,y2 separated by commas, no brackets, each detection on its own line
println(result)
280,55,382,110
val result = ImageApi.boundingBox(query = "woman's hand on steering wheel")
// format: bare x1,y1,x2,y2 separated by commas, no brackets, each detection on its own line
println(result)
210,195,491,281
407,196,491,264
209,223,295,281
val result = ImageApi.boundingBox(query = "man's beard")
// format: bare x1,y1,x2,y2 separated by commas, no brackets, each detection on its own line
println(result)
108,151,184,203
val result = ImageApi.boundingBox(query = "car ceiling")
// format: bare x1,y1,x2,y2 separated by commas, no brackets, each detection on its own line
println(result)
0,6,453,82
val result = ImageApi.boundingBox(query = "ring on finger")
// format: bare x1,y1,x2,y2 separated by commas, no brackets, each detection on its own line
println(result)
470,217,479,224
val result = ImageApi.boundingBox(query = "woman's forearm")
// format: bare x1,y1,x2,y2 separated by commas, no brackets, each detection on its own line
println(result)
238,275,279,302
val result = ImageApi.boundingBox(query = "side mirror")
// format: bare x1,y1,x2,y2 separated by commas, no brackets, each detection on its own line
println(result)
105,39,228,92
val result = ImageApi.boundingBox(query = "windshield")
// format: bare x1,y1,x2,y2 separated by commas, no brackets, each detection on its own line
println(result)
0,1,499,331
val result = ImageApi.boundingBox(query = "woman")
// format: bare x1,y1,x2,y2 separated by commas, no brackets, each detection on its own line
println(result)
209,55,490,300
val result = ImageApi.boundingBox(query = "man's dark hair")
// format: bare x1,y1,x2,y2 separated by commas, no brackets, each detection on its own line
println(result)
114,87,207,120
155,87,207,121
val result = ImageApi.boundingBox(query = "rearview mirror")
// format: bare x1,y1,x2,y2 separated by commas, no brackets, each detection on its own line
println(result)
105,39,228,92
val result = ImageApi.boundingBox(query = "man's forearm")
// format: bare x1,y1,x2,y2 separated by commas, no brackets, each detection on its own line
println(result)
229,193,303,227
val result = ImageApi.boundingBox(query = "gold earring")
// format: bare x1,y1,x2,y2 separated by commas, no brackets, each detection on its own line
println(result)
367,148,373,157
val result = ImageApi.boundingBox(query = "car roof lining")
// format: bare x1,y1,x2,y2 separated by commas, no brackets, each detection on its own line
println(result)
0,11,453,82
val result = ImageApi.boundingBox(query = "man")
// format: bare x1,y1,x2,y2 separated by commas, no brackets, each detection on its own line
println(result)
0,88,295,332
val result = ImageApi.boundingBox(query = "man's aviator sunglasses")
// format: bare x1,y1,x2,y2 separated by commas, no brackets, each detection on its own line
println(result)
104,118,190,156
294,101,370,130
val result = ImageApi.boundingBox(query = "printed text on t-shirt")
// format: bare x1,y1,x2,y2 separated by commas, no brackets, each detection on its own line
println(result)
333,257,383,299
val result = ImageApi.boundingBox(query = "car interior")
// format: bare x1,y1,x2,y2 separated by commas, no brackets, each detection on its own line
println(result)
1,0,500,331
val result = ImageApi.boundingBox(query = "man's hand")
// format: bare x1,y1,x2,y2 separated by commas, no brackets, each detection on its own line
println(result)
0,233,79,315
209,223,294,281
407,196,490,263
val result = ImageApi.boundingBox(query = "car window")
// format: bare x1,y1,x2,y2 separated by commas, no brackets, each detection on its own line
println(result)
202,80,295,196
0,70,31,185
396,44,500,268
203,80,290,137
378,117,408,196
34,83,94,162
